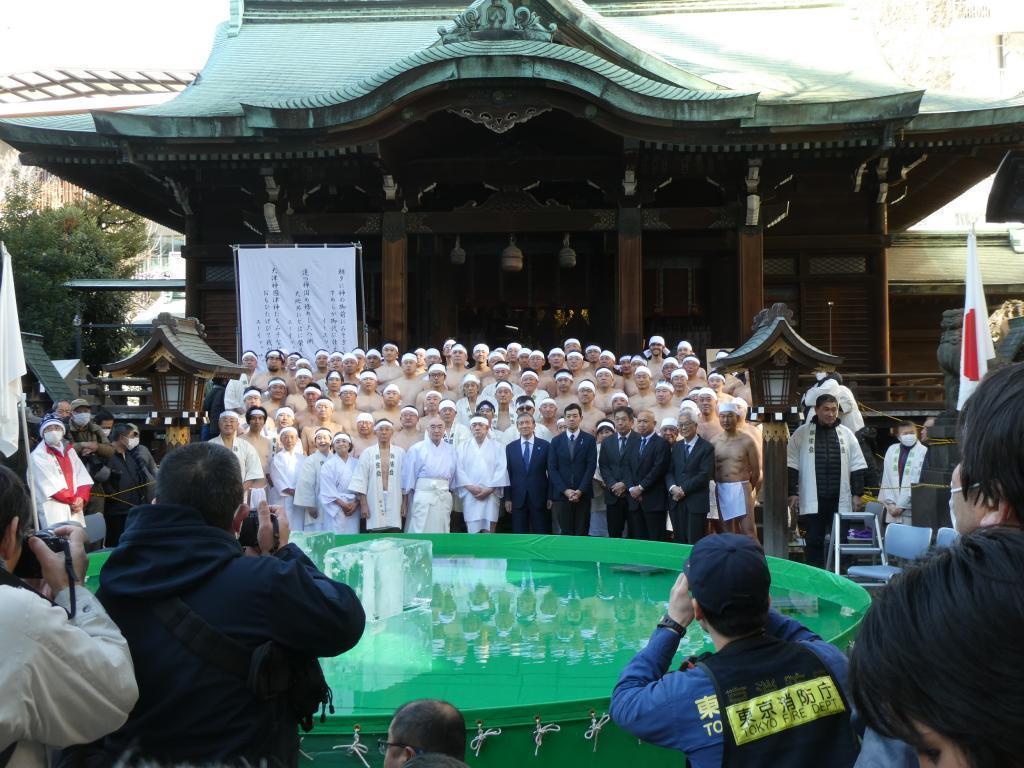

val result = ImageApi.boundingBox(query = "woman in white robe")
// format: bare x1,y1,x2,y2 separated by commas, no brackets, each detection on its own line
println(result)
453,417,509,534
318,433,360,534
269,427,305,532
293,427,333,532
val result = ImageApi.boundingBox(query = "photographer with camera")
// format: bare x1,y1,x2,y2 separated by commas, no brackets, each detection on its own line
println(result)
30,416,94,527
95,441,365,766
0,465,139,768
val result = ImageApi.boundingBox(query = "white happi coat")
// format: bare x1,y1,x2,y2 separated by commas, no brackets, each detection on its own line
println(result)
348,443,406,531
803,381,865,433
294,449,331,532
454,436,509,525
787,421,868,516
879,441,927,513
318,454,359,534
31,441,92,527
498,422,552,446
269,446,306,531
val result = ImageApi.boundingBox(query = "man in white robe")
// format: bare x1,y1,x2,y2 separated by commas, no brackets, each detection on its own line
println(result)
31,417,93,527
454,416,509,533
293,427,333,532
269,426,305,531
878,421,927,527
318,433,360,534
349,419,406,531
401,416,458,533
209,412,264,493
787,393,868,569
224,350,258,412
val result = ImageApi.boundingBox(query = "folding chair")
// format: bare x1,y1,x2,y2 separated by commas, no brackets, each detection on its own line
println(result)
846,523,932,587
935,526,959,549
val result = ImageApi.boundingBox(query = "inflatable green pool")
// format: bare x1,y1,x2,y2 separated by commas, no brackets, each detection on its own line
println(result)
87,534,870,767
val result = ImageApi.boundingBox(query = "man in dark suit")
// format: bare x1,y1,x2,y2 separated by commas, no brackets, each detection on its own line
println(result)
625,409,672,540
598,406,639,538
504,412,551,533
547,403,598,536
665,410,715,545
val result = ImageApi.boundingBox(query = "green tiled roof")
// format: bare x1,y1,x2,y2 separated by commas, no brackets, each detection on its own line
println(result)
21,335,75,402
888,232,1024,287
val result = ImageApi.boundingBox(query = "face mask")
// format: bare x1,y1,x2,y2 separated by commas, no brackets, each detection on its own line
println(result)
43,430,63,447
815,372,827,382
127,437,140,451
101,428,112,438
948,494,958,532
72,412,91,427
899,434,917,448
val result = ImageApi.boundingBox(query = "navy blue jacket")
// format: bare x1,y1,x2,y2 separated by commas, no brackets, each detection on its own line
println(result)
504,436,550,508
665,436,716,517
624,432,671,511
97,503,365,764
597,431,639,505
547,430,598,500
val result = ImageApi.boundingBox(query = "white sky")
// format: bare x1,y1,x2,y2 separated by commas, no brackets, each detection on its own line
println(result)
0,1,229,73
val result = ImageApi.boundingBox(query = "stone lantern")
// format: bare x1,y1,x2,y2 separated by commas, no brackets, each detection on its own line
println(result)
104,314,245,450
715,303,842,558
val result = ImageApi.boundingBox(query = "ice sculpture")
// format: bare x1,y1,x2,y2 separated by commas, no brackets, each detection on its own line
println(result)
324,538,433,622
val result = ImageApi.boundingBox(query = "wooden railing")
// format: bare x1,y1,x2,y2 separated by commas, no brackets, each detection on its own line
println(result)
799,373,946,416
77,374,155,418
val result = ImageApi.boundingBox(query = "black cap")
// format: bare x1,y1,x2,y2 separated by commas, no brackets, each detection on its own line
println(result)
684,534,770,613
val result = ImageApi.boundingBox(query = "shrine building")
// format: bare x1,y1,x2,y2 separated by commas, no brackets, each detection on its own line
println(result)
2,0,1022,367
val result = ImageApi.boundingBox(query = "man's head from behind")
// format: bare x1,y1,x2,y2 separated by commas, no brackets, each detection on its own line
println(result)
957,362,1024,534
154,442,243,531
384,699,465,768
685,534,770,639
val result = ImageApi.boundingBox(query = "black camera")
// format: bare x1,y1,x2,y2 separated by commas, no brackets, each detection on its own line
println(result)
14,531,71,580
238,510,279,551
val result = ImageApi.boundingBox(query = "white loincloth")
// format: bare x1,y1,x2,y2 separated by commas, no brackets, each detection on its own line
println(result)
716,480,751,522
407,477,453,534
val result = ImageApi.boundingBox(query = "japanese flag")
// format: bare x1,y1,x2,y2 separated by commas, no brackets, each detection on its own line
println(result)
957,229,994,410
0,243,27,457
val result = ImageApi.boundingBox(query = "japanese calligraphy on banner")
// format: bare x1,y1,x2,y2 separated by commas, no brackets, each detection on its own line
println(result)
236,246,358,356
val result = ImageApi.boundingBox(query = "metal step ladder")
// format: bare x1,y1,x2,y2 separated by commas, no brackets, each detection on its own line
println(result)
826,501,886,576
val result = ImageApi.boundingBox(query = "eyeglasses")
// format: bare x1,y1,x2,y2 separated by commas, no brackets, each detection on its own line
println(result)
377,740,424,757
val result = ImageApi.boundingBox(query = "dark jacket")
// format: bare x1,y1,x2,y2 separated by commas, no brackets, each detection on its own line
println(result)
597,431,639,505
68,420,114,460
97,503,365,764
103,449,150,516
547,430,598,500
624,432,671,511
504,437,550,508
665,436,715,517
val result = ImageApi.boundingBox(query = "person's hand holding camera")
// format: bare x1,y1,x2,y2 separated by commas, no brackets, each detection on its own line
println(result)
256,500,289,555
29,525,87,595
666,572,695,628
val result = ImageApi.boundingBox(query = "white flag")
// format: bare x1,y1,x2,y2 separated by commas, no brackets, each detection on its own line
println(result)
0,242,27,456
957,229,995,410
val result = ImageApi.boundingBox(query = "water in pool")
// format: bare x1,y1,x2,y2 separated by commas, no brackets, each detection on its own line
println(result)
323,556,849,717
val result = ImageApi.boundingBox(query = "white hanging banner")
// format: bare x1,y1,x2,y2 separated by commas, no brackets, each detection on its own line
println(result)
236,245,358,356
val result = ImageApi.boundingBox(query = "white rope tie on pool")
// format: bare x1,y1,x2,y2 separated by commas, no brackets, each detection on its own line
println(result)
471,720,502,757
533,716,561,757
585,711,611,752
332,725,370,768
298,737,313,762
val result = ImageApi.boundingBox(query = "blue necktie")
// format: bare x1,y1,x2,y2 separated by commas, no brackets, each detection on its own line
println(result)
523,440,531,466
641,436,648,455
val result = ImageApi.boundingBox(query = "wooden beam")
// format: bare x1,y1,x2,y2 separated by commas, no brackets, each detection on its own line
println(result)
737,226,764,335
617,208,643,353
765,234,888,251
381,212,408,349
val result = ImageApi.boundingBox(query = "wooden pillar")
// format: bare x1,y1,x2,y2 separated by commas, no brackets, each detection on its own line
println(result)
875,203,891,373
381,212,408,349
761,420,791,559
737,226,764,338
617,207,643,353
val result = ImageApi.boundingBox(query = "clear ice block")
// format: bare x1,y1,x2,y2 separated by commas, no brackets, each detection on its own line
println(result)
288,531,336,571
324,538,433,622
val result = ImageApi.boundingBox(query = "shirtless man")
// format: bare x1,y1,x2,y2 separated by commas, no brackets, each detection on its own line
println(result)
660,357,681,384
543,349,568,395
537,397,560,435
695,388,723,442
417,364,455,412
374,384,404,424
446,345,472,390
394,353,425,405
335,384,359,433
670,369,690,405
712,401,760,542
471,344,492,383
681,355,709,389
264,378,290,421
286,370,316,413
577,381,605,434
376,343,402,383
324,372,344,411
650,382,678,426
295,385,324,431
519,370,542,402
593,367,618,415
618,355,639,397
356,370,384,413
565,351,588,383
341,353,361,385
646,335,668,370
350,413,377,457
629,365,657,412
551,370,577,413
392,406,423,450
598,351,623,388
707,373,734,404
301,398,337,455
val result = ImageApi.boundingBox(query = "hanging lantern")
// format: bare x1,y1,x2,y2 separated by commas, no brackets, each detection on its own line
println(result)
501,234,523,272
558,232,577,269
450,235,466,265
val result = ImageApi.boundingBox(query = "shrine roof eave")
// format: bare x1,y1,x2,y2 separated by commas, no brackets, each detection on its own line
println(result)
105,321,245,379
905,103,1024,133
717,316,842,373
742,91,924,130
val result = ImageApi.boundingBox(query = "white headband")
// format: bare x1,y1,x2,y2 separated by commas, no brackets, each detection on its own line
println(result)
469,416,490,427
